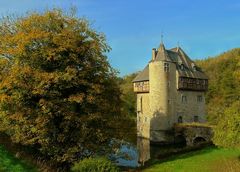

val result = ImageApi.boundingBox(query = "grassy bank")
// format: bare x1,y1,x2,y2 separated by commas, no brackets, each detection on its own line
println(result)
0,145,37,172
143,147,240,172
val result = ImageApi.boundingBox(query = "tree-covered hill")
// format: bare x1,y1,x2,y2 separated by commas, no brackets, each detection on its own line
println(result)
196,48,240,124
196,48,240,148
119,72,138,118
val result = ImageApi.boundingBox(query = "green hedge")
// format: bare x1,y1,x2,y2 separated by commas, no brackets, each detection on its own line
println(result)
71,157,119,172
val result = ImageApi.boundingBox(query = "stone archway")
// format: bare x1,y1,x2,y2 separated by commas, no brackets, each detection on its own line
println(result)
174,135,187,147
193,136,207,145
174,124,213,146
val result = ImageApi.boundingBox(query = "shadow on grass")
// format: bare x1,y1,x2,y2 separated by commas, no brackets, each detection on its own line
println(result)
0,145,37,172
141,145,218,169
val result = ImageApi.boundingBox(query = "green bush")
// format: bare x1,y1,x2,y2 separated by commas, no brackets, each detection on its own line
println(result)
71,157,119,172
213,101,240,148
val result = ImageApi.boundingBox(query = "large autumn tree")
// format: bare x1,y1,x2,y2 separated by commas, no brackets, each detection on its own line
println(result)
0,9,122,166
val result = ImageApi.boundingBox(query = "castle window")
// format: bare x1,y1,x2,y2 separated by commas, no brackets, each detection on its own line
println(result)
197,95,203,102
145,117,147,122
194,116,199,122
181,95,187,103
164,62,169,72
137,96,143,113
178,116,183,123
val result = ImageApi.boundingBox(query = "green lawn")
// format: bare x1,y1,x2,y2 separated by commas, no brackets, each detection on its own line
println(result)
0,145,37,172
143,147,240,172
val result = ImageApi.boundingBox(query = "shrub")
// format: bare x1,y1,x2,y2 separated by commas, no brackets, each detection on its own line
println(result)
71,157,119,172
213,101,240,148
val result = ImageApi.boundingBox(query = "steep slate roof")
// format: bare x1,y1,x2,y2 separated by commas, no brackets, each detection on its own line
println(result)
170,47,208,79
132,65,149,82
132,44,208,82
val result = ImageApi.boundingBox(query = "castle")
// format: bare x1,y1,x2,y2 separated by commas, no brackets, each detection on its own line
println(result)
133,42,208,143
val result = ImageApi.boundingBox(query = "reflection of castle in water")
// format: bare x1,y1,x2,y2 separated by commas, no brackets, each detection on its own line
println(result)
137,137,150,166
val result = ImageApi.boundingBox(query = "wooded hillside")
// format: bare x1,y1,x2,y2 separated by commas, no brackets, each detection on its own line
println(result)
196,48,240,125
196,48,240,148
119,73,138,118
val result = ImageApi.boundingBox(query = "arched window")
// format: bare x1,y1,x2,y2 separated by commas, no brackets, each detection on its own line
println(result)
178,116,183,123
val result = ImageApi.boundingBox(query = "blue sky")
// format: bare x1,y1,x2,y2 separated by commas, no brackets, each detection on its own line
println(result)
1,0,240,76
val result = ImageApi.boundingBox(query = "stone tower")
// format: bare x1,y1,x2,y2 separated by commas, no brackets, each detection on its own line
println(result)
149,43,177,142
133,42,208,143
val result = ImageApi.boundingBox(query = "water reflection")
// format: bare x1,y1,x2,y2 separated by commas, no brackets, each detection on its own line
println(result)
116,137,150,167
115,142,138,167
116,137,186,167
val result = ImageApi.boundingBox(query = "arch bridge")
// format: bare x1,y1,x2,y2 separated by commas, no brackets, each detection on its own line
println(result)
174,123,213,146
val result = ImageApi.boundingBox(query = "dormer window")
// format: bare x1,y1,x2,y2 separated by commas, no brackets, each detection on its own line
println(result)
164,63,169,72
180,64,184,70
192,63,197,71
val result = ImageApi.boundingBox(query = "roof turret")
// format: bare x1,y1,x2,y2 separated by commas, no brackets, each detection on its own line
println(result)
155,43,171,61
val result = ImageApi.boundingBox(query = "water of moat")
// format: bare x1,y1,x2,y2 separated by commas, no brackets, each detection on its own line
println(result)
114,137,187,167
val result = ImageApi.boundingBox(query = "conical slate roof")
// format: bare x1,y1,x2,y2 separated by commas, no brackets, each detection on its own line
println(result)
155,43,172,61
133,44,208,82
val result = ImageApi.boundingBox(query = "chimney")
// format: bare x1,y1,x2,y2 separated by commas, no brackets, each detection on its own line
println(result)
152,48,156,60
